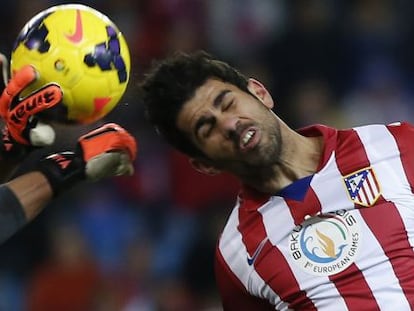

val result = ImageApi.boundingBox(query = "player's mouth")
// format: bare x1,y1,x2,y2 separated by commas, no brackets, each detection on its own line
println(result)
239,127,260,152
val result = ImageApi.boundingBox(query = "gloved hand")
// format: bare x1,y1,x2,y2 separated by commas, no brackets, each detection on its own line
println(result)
0,63,62,159
36,123,137,196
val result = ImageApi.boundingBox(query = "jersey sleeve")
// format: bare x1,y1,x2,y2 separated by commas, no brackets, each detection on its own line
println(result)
215,246,276,311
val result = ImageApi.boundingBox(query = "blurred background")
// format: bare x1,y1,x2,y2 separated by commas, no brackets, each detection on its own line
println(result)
1,0,414,310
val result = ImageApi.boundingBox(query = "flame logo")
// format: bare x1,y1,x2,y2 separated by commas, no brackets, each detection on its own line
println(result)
316,229,336,258
300,217,348,263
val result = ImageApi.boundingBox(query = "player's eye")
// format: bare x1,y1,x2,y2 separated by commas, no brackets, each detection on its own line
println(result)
195,115,215,141
222,99,234,111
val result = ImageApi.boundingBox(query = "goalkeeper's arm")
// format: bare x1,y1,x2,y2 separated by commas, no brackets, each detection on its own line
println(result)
0,122,137,244
0,172,52,243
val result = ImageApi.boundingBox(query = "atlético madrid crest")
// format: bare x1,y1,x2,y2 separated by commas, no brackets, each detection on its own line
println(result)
343,167,381,207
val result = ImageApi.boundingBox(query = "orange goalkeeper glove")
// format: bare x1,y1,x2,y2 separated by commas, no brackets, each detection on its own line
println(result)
0,64,62,159
36,123,137,196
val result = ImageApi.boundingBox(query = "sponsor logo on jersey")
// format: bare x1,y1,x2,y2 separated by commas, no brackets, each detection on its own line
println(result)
343,167,381,207
289,210,361,276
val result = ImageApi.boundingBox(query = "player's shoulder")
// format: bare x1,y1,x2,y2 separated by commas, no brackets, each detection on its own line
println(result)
353,121,414,131
386,121,414,131
336,122,414,138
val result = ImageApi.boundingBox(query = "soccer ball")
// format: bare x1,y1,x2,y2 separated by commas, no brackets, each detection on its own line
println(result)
10,4,131,124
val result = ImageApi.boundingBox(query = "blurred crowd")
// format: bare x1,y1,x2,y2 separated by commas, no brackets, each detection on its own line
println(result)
1,0,414,310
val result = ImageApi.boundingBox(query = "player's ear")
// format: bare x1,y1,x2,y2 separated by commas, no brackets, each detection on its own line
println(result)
247,78,274,109
189,158,221,176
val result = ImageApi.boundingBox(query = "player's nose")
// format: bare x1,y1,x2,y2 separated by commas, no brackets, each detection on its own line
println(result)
217,114,239,140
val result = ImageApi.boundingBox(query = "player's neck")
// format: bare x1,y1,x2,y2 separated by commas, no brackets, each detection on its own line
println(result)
244,135,324,194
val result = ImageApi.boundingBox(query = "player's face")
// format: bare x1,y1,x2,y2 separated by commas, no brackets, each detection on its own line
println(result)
176,78,282,176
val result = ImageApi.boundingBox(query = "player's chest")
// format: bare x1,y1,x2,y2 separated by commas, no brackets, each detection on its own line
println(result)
247,161,414,291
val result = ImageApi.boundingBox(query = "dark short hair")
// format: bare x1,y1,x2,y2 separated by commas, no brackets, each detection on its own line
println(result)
140,50,249,158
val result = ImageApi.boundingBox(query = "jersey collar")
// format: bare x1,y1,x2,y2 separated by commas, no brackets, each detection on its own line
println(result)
239,124,338,212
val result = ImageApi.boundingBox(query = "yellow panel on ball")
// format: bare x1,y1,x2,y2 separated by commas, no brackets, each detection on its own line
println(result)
10,4,131,124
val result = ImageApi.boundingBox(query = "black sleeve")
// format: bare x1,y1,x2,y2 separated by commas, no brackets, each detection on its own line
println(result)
0,185,27,244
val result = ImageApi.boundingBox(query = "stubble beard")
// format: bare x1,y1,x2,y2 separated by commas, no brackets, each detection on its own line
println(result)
233,121,282,179
253,121,282,167
208,120,283,180
224,123,282,189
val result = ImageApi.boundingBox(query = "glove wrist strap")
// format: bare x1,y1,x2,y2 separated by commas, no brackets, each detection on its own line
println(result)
35,151,85,196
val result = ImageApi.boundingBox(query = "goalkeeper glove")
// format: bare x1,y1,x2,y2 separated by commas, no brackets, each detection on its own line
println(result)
35,123,137,196
0,62,62,159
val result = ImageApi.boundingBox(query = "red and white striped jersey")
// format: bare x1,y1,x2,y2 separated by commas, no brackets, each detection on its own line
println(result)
215,123,414,311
